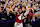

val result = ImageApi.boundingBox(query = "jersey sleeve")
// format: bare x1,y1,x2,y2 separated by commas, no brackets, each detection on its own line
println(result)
18,15,21,20
24,10,29,16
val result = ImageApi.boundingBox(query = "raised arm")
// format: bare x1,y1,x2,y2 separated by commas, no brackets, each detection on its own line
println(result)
24,10,29,16
34,14,40,17
4,0,9,8
34,12,40,17
22,16,27,19
24,6,29,16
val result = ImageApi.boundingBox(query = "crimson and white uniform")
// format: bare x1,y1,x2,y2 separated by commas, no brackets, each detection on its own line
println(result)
14,15,23,27
14,10,29,27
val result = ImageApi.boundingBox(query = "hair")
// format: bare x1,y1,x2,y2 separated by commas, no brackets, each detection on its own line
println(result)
22,6,26,9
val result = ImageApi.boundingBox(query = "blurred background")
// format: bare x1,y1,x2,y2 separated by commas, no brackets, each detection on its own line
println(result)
0,0,40,27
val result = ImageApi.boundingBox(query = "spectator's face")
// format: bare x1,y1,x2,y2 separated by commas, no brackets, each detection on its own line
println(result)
36,7,39,9
15,7,18,12
19,9,22,13
22,7,25,11
18,5,20,8
9,2,13,5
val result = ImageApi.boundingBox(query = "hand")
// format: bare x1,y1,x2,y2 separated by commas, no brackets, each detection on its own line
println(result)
32,16,35,22
27,6,30,10
20,13,23,16
33,19,35,22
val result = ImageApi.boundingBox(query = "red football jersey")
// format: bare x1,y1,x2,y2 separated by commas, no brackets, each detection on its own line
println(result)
16,15,22,23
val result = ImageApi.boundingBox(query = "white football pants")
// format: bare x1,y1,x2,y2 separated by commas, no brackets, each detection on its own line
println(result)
14,22,23,27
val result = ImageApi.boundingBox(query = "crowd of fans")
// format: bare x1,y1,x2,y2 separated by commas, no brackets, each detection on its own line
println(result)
0,0,40,27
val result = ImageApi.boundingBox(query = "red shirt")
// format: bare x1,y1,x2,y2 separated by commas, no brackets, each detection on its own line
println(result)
27,10,33,20
16,15,22,23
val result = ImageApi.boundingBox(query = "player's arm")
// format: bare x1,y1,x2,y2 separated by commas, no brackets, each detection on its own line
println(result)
24,10,29,16
18,15,27,20
22,16,27,19
22,7,29,19
18,13,23,20
24,6,29,16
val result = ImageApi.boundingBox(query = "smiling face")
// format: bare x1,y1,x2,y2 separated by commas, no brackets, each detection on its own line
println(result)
22,7,25,11
15,7,18,12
